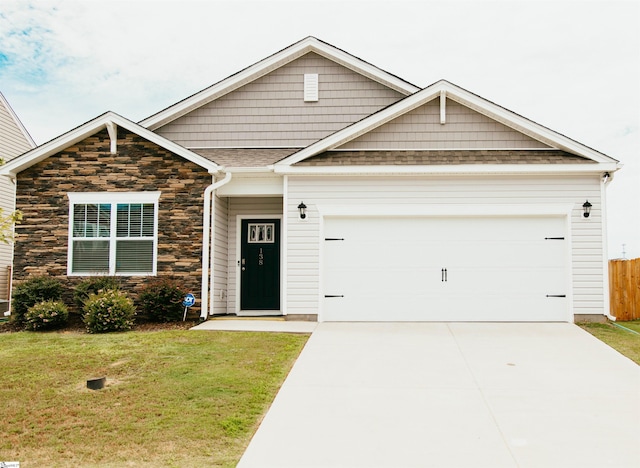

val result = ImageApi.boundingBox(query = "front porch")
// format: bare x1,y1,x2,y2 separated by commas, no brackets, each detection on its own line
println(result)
209,195,284,318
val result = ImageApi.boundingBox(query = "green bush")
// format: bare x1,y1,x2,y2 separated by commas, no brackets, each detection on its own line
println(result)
73,276,121,309
138,277,187,322
12,276,64,325
24,300,69,331
83,289,136,333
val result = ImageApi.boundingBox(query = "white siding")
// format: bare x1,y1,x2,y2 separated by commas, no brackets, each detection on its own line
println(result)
286,175,604,318
212,195,228,314
226,197,283,313
338,98,551,150
156,53,404,148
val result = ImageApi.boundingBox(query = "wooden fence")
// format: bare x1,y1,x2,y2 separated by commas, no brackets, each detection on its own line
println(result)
609,258,640,321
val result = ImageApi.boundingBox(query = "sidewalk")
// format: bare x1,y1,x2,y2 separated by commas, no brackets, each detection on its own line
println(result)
191,318,317,333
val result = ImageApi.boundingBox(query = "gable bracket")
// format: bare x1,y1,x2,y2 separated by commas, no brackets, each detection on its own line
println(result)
105,121,117,154
440,90,446,125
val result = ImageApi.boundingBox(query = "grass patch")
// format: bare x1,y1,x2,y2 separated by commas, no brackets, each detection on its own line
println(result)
0,329,308,467
578,320,640,365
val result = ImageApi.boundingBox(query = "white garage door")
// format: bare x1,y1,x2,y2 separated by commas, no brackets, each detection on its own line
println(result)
322,216,568,322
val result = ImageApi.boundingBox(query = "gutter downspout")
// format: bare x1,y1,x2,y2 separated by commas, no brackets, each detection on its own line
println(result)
201,172,232,320
601,171,615,321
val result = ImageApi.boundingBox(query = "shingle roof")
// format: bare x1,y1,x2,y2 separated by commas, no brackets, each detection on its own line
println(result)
294,150,596,166
191,148,300,167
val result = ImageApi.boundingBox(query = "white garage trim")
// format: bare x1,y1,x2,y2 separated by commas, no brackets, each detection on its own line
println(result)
317,203,574,218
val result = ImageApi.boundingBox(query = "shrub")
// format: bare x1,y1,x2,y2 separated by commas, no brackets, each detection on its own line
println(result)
83,289,136,333
73,276,121,310
138,277,187,322
12,276,64,325
24,300,69,331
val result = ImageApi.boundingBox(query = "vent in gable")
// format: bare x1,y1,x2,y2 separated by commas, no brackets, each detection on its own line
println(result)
304,73,319,102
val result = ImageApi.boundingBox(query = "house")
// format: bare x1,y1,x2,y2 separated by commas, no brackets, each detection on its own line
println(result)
0,37,620,322
0,92,35,312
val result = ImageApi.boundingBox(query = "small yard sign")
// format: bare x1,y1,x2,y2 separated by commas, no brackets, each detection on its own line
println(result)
182,293,196,321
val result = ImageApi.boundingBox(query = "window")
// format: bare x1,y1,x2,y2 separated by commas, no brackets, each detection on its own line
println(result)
247,223,275,243
67,192,160,275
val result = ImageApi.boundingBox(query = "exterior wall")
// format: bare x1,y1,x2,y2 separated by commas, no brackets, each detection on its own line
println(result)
285,175,604,319
156,52,405,148
212,194,228,314
225,197,283,314
13,128,213,315
338,98,551,150
0,96,34,304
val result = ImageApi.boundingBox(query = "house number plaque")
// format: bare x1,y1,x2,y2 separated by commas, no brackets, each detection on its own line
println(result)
258,248,264,266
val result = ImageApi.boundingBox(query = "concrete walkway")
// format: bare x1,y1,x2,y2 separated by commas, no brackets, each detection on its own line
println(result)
191,318,317,333
238,322,640,468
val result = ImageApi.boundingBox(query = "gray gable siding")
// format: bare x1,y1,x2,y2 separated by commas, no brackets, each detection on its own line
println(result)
156,53,405,148
338,97,551,150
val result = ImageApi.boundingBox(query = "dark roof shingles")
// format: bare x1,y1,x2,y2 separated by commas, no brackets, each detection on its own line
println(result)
190,148,299,167
294,150,595,166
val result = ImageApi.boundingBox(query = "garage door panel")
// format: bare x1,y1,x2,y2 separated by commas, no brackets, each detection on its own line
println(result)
322,216,568,322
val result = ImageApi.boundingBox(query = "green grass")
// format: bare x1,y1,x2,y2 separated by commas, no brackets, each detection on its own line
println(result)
578,320,640,365
0,329,308,467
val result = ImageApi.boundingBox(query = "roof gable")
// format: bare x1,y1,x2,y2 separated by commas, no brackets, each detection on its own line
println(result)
276,80,620,168
140,36,420,131
0,112,219,177
337,97,551,150
155,52,406,149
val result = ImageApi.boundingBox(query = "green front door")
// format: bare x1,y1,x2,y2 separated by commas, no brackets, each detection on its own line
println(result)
240,219,280,310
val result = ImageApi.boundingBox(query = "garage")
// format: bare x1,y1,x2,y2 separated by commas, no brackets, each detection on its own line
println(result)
322,216,569,322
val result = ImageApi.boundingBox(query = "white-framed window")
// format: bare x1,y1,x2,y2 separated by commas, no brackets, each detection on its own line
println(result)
67,192,160,276
247,223,275,244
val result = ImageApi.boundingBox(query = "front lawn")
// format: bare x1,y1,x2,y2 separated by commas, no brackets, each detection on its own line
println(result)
0,329,308,467
578,320,640,365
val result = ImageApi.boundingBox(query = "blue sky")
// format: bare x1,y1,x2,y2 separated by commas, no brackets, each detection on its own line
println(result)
1,0,638,258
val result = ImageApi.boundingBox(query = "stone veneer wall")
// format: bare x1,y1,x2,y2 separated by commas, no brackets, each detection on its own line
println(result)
13,128,212,316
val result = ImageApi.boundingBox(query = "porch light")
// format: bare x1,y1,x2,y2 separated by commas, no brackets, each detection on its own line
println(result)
583,200,592,218
298,201,307,219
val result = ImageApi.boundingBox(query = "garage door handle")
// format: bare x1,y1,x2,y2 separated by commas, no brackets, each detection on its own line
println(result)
546,294,566,298
441,268,448,282
325,295,344,298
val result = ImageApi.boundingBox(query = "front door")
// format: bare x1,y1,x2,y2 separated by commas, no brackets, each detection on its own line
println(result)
240,219,281,311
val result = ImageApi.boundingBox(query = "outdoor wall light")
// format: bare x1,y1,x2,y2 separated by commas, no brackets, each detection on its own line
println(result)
298,201,307,219
583,200,592,218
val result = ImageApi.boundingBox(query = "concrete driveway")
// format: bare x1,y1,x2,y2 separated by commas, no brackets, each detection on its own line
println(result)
238,322,640,468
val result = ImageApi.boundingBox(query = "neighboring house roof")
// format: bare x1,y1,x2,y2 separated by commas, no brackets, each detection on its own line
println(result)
139,36,421,131
0,91,36,160
276,80,620,170
0,111,220,177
